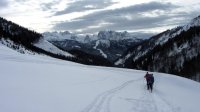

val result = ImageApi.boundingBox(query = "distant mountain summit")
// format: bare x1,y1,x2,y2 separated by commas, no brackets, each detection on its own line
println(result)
43,30,143,62
97,31,135,40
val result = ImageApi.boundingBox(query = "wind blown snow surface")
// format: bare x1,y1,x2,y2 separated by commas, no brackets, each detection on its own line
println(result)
0,43,200,112
34,38,74,57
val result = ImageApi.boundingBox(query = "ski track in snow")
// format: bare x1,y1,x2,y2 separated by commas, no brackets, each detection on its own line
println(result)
81,76,180,112
81,79,141,112
127,91,180,112
125,79,180,112
153,92,181,112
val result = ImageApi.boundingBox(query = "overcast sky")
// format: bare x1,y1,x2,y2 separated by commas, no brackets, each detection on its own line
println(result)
0,0,200,37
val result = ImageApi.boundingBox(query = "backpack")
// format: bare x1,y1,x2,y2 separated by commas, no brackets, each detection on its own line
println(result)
149,74,154,83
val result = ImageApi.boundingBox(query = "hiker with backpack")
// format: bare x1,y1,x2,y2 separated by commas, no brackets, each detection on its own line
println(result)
144,72,154,92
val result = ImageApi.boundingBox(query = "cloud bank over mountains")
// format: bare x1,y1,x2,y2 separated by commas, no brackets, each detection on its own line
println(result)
0,0,200,38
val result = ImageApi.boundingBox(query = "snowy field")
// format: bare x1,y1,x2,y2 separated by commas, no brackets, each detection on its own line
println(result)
0,43,200,112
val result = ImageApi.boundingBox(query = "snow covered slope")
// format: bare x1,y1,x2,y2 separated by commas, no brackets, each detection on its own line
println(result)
0,43,200,112
34,38,74,57
115,15,200,81
115,15,200,67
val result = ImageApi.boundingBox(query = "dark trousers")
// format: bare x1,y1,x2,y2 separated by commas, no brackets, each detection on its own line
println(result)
147,83,153,92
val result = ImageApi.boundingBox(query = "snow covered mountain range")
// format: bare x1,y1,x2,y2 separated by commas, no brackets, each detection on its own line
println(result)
0,17,112,66
1,15,200,82
115,15,200,81
43,31,143,62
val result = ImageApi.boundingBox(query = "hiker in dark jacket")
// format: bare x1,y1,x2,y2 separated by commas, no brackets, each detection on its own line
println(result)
148,74,154,92
144,72,154,92
144,72,150,90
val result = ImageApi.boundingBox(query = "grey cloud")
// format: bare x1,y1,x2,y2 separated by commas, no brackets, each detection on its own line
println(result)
130,32,157,39
72,15,174,34
0,0,8,8
40,0,61,11
54,0,116,16
52,1,198,36
71,1,178,22
14,0,29,2
53,2,178,30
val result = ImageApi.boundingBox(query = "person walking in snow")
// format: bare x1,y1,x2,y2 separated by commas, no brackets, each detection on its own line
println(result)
144,72,150,90
148,74,154,92
144,72,154,92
